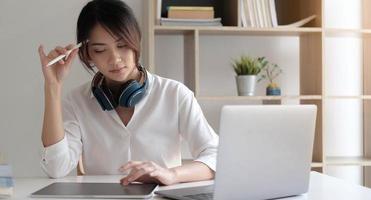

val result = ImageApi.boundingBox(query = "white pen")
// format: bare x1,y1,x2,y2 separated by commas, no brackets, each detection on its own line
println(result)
46,42,83,67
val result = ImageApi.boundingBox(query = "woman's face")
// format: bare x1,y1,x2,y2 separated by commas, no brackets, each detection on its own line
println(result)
87,23,138,85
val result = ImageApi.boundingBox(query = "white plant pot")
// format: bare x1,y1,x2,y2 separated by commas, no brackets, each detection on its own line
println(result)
236,75,257,96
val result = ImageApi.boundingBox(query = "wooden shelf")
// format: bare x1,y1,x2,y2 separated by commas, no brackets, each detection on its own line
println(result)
325,28,371,37
311,162,324,168
326,157,371,166
197,95,322,101
325,95,371,100
154,25,322,36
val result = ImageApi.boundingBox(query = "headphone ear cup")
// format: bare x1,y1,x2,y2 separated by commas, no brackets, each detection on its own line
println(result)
126,88,146,107
119,80,142,107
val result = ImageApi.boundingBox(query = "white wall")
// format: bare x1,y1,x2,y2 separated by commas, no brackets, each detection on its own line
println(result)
0,0,143,177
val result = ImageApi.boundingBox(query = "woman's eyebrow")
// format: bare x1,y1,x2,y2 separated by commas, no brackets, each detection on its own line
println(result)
91,43,106,46
90,39,124,46
115,38,124,43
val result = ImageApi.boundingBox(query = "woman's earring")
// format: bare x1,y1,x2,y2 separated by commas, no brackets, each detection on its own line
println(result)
89,63,95,67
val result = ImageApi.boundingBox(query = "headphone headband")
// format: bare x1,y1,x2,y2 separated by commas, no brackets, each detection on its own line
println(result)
91,65,148,111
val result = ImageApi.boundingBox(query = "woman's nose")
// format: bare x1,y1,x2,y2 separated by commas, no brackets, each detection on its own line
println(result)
109,51,123,65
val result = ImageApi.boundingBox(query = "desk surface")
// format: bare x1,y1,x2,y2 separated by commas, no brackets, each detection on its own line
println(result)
6,172,371,200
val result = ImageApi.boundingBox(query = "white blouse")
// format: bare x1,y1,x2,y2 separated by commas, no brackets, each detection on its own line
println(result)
41,72,219,178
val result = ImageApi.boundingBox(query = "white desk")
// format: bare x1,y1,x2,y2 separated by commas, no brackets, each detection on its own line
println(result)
6,172,371,200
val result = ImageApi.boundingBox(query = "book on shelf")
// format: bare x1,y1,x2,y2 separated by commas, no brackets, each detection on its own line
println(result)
168,6,214,19
246,0,256,27
158,0,222,27
0,164,14,198
268,0,278,27
251,0,259,27
240,0,316,28
160,17,222,26
256,0,266,27
240,0,247,27
262,0,273,27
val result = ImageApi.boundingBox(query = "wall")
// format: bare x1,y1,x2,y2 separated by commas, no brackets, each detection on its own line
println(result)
0,0,143,177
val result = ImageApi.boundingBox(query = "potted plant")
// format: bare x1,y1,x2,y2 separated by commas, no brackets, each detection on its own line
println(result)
257,57,283,96
232,55,263,96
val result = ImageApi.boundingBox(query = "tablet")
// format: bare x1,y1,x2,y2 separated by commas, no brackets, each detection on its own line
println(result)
30,182,158,199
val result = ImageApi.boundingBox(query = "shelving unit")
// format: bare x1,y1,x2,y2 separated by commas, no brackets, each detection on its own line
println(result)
142,0,371,187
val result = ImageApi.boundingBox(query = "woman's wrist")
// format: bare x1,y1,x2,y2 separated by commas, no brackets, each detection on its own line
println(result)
44,83,62,97
169,167,181,185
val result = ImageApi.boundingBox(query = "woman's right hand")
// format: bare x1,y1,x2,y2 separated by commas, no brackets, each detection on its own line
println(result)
38,44,79,86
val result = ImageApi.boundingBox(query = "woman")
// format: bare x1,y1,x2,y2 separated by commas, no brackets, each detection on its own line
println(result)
38,0,218,186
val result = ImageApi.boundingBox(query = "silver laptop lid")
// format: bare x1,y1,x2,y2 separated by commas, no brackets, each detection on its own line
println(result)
214,105,317,200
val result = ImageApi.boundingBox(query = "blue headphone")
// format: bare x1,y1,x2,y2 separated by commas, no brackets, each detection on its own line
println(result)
91,65,148,111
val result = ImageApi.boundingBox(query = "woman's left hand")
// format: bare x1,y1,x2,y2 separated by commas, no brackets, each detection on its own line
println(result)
119,161,178,186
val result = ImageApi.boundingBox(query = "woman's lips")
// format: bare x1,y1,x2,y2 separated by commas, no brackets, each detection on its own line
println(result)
109,67,125,73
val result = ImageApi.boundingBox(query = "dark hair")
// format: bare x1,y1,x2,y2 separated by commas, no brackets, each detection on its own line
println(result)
77,0,141,72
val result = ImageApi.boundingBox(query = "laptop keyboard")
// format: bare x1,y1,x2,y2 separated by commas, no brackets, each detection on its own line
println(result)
184,193,213,200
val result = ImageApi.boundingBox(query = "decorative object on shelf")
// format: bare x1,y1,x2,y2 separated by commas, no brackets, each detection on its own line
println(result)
0,154,13,198
232,55,263,96
257,57,283,96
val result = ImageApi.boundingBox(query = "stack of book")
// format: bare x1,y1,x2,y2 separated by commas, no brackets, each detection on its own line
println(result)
240,0,316,28
0,164,14,198
168,6,214,19
160,6,222,26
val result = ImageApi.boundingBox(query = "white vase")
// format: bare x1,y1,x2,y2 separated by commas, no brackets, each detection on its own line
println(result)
236,75,257,96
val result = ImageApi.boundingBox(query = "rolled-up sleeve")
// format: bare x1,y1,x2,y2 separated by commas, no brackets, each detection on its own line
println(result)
40,94,82,178
178,89,219,171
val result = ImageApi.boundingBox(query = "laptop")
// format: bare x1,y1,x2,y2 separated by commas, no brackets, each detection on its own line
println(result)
155,105,317,200
31,182,158,199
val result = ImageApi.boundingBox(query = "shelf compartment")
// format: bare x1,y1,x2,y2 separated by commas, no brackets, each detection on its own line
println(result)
326,157,371,166
155,0,239,26
275,0,322,28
